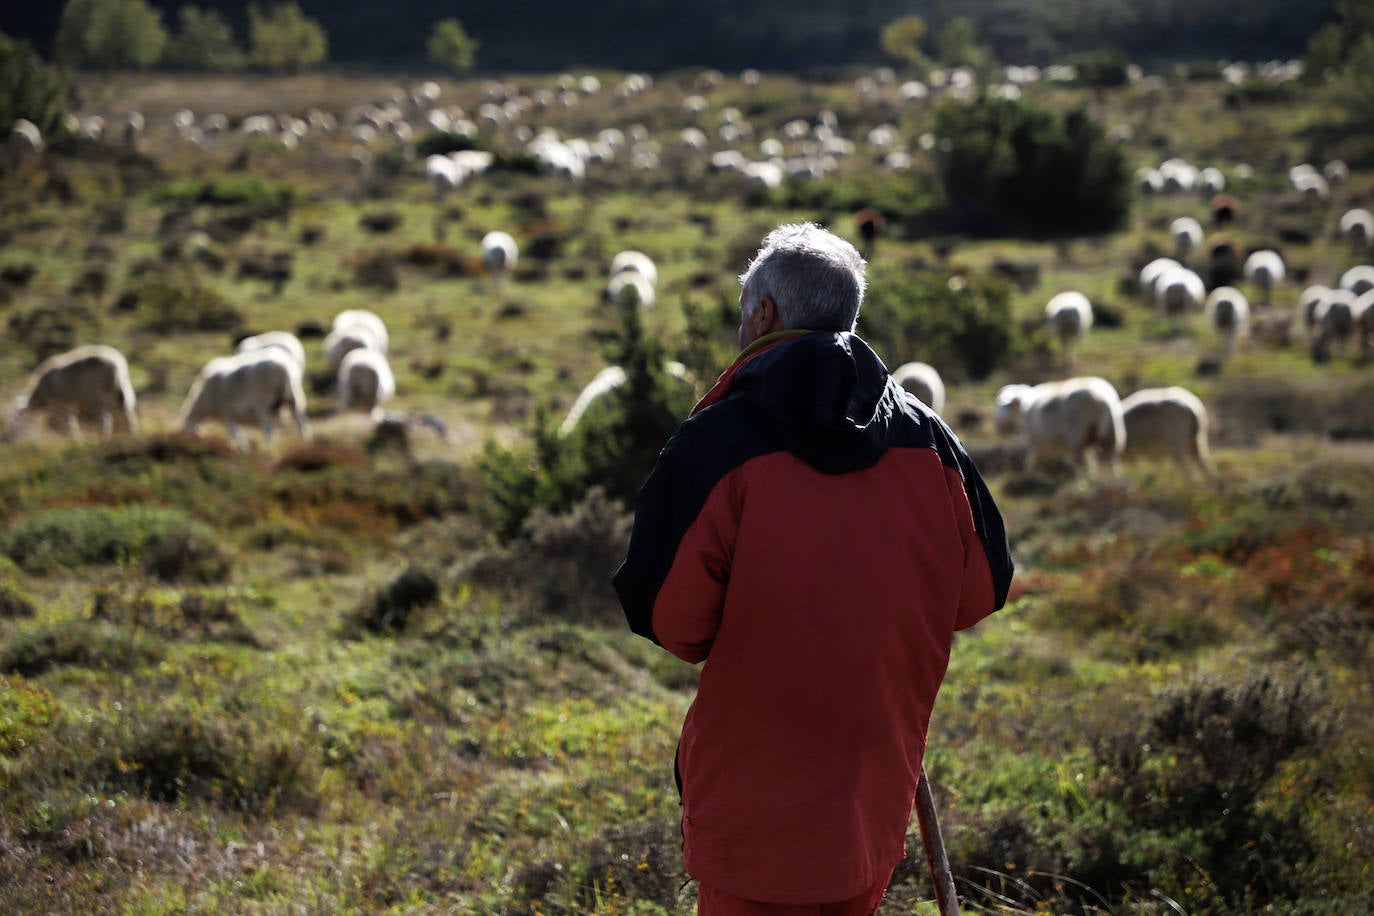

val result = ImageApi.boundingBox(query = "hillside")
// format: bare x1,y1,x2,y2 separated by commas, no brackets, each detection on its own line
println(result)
1,62,1373,913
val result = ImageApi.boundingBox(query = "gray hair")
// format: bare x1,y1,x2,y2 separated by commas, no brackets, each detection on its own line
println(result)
738,222,866,332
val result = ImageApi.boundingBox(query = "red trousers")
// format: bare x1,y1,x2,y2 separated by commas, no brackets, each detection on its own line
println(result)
696,876,890,916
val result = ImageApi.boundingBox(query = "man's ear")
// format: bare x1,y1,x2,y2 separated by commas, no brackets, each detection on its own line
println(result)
756,295,781,334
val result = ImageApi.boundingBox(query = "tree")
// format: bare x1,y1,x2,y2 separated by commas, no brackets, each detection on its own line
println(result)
879,15,931,71
54,0,167,70
426,18,478,73
1,31,73,137
164,6,245,71
248,2,327,73
937,17,989,71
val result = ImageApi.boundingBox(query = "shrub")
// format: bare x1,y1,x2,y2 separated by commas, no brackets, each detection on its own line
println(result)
1071,50,1132,87
0,582,38,619
345,567,441,636
932,96,1130,236
0,674,59,757
149,176,299,213
0,619,163,677
1,31,73,138
4,505,230,583
859,264,1017,380
120,273,243,333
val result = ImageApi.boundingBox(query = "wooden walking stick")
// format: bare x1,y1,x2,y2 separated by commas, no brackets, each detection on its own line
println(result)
915,764,961,916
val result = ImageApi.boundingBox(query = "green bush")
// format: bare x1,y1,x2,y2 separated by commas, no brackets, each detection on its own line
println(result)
4,505,230,582
0,31,73,138
412,130,488,159
149,176,300,212
0,674,59,756
0,619,163,677
859,264,1017,380
932,96,1130,236
1071,50,1132,87
121,273,243,333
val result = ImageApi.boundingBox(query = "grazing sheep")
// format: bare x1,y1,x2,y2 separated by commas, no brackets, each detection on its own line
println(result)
9,345,137,439
558,361,693,436
605,270,655,309
1044,291,1094,366
994,377,1125,476
1139,257,1182,304
891,362,945,415
425,154,463,200
609,249,658,288
1340,208,1372,250
236,330,307,372
324,322,383,377
1170,217,1204,263
1120,387,1213,478
1298,285,1332,337
1204,286,1250,355
336,347,395,421
1154,266,1207,320
1243,250,1285,305
8,118,43,156
331,309,390,353
1313,289,1359,360
180,348,308,450
1340,265,1374,297
481,230,519,290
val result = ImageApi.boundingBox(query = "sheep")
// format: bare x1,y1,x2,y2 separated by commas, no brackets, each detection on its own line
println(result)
336,347,396,421
1339,208,1372,250
180,348,308,451
1204,286,1250,356
891,362,945,415
1313,289,1359,360
1154,266,1206,321
1044,291,1094,366
331,309,389,353
1339,265,1374,297
1243,250,1285,305
1139,257,1182,304
605,270,656,309
994,377,1125,477
1298,285,1332,338
1170,217,1204,263
1356,291,1374,359
236,330,307,373
425,154,463,201
324,322,383,377
609,250,659,288
7,118,43,156
9,345,137,439
559,361,693,436
481,230,519,291
1120,387,1213,478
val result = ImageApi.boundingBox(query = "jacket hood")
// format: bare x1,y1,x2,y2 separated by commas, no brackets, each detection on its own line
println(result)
724,331,898,475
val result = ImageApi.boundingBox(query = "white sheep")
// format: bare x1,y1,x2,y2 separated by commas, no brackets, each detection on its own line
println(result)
1339,208,1372,250
1154,266,1206,320
481,230,519,290
605,270,656,309
1355,291,1374,359
336,347,396,421
1170,217,1204,263
1339,265,1374,297
891,362,945,415
180,348,308,451
425,154,463,201
7,118,43,158
1298,285,1332,338
236,330,307,373
1243,250,1285,305
1044,291,1093,365
324,322,383,377
994,377,1125,476
1120,386,1213,478
610,250,659,288
1313,289,1359,359
1139,257,1182,304
332,309,389,353
559,361,693,436
9,345,137,439
1204,286,1250,355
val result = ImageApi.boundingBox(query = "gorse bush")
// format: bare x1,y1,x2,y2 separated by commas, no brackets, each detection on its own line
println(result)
933,96,1130,236
4,505,229,582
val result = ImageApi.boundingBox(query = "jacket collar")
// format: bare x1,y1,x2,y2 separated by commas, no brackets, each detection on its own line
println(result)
690,330,810,417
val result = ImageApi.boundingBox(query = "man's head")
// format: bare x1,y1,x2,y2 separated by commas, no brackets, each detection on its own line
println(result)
737,222,867,350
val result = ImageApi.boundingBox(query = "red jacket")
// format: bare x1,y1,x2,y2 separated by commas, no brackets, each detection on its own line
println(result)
613,331,1013,904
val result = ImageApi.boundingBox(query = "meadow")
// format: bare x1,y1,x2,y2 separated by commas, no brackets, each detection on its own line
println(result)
1,64,1372,914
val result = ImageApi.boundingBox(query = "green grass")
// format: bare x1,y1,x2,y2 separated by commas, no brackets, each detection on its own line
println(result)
1,65,1372,914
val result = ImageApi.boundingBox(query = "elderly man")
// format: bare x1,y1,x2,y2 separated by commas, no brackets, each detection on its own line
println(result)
613,222,1013,915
